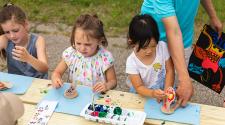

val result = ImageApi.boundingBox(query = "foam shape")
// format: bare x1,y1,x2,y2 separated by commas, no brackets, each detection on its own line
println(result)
0,72,34,94
161,87,176,114
64,85,78,99
42,83,97,116
145,99,200,125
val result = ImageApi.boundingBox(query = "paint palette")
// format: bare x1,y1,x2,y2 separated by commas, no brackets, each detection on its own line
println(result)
80,103,146,125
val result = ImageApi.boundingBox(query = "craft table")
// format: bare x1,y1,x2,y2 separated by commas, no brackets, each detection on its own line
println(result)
11,77,225,125
19,78,52,104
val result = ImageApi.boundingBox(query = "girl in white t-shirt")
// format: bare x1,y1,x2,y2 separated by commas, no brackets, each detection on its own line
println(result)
126,14,175,101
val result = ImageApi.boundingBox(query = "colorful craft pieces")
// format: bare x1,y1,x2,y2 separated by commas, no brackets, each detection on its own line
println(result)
80,103,146,125
64,85,78,99
161,87,176,114
28,100,58,125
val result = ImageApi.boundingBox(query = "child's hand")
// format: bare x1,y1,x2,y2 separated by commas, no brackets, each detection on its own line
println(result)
12,46,31,62
0,82,4,89
93,82,107,93
153,89,166,101
52,77,63,89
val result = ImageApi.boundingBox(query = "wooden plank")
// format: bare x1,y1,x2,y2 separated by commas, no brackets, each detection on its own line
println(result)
17,78,225,125
19,78,52,104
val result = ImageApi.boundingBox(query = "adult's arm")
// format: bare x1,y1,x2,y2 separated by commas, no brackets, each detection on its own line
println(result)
201,0,223,35
162,16,193,107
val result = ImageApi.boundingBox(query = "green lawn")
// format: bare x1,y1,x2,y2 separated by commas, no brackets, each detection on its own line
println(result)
0,0,224,36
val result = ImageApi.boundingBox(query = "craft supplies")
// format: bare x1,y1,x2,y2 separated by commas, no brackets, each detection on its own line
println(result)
80,103,146,125
161,87,176,114
28,100,58,125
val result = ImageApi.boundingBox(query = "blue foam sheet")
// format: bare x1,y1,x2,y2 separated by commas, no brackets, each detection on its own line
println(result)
0,72,34,94
144,99,200,125
42,83,97,116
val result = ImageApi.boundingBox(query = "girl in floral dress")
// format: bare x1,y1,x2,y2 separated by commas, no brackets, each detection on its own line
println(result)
51,14,117,93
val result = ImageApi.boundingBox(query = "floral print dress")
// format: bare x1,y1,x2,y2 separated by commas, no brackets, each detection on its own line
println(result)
62,46,114,87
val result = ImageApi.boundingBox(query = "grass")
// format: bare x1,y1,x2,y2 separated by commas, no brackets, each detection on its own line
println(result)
0,0,224,36
196,0,225,23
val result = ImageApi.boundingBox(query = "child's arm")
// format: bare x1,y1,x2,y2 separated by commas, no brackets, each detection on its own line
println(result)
12,36,48,73
129,74,165,100
35,36,48,72
51,59,68,88
164,57,175,91
29,36,48,72
93,66,117,93
0,35,8,50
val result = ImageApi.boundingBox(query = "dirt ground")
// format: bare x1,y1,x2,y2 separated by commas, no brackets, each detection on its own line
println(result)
0,23,224,107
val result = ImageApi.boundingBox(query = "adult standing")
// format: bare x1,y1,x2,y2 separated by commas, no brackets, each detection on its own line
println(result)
141,0,223,107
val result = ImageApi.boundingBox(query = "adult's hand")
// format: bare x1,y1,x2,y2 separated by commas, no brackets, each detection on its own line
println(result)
175,79,193,108
210,17,223,37
201,0,223,36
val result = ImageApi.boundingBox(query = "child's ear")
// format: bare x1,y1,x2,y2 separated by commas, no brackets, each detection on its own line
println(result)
98,40,102,45
98,37,104,45
127,38,133,45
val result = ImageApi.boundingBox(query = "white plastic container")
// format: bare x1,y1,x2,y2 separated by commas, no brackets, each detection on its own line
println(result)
80,103,146,125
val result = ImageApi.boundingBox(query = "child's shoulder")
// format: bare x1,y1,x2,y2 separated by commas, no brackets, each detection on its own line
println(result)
157,41,168,50
35,34,44,41
34,34,46,46
157,41,167,47
98,46,113,56
30,34,46,51
62,46,77,62
127,51,135,59
63,46,75,54
126,51,136,63
97,46,114,63
157,41,170,58
30,33,46,41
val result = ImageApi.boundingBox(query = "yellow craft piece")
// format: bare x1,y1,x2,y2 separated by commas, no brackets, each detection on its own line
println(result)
168,94,173,100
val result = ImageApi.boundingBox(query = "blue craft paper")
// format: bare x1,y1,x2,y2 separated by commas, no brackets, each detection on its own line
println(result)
144,99,200,125
42,83,97,116
0,72,34,94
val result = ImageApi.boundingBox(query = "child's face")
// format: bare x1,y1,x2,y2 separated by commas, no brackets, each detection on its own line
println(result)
136,39,157,56
74,28,99,57
1,20,28,45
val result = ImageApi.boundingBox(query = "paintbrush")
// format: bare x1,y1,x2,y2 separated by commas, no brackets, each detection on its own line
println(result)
91,92,95,111
91,80,101,111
